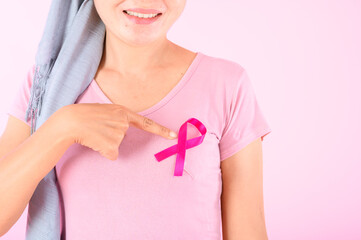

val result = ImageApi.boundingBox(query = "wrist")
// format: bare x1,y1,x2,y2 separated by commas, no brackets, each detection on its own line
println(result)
46,106,76,146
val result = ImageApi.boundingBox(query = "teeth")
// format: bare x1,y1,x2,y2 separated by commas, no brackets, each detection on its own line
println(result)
125,10,159,18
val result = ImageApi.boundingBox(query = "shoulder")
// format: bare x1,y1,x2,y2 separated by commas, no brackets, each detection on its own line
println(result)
198,52,249,95
198,52,247,84
199,52,245,72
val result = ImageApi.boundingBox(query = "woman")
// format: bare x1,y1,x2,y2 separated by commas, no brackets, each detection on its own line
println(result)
0,0,271,239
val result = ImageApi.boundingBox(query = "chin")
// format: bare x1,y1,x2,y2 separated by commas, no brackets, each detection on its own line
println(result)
121,33,164,46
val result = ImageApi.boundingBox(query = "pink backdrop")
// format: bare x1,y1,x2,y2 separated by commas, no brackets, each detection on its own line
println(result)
1,0,360,239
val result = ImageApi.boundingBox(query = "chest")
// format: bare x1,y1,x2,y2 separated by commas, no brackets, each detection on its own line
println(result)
94,68,186,113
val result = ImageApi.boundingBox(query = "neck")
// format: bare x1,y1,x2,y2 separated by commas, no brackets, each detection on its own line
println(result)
99,29,175,76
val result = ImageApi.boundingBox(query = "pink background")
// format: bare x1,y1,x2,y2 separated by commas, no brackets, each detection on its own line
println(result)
0,0,360,239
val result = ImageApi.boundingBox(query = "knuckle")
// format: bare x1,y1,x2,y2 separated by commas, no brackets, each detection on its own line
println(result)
116,104,127,110
113,106,128,120
160,126,170,135
114,120,128,128
115,122,129,134
142,117,154,129
122,121,130,129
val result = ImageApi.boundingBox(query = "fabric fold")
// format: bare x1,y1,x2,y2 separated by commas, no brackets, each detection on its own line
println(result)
24,0,106,239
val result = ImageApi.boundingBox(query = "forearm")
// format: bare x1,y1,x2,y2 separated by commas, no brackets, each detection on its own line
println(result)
221,181,268,240
0,112,74,236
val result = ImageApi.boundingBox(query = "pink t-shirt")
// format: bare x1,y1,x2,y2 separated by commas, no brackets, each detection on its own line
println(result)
7,52,271,239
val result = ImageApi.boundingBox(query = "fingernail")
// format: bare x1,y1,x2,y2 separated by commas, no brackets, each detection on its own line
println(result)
170,131,177,138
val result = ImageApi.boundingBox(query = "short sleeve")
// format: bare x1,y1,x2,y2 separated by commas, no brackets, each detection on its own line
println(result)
6,64,36,127
219,67,272,161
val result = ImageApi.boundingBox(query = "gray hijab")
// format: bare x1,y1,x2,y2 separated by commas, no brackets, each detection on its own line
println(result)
24,0,105,238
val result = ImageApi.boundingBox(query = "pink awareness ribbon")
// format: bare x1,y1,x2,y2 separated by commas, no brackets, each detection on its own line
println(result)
154,118,207,176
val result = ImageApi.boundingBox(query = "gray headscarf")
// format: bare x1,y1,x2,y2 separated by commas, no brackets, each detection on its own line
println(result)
24,0,105,238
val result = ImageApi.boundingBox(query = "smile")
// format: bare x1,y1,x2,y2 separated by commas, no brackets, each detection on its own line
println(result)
123,10,162,24
124,10,161,18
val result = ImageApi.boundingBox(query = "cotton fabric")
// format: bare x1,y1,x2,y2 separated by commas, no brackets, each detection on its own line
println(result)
7,51,271,239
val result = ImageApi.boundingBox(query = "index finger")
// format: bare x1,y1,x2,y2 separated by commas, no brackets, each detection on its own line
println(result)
124,107,178,139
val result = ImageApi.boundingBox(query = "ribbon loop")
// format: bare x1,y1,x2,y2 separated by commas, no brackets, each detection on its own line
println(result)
154,118,207,176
